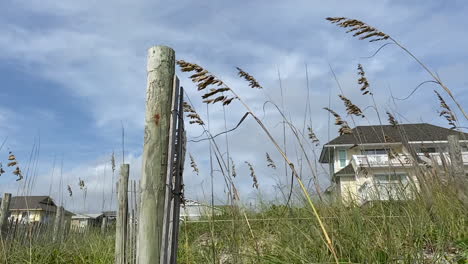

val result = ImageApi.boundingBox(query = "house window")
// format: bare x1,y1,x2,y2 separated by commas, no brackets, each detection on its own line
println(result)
374,173,408,200
362,149,388,155
419,147,436,153
338,149,347,167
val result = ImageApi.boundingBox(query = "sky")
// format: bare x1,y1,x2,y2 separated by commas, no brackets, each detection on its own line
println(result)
0,0,467,213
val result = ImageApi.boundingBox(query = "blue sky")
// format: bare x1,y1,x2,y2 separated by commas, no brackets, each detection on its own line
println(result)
0,0,467,212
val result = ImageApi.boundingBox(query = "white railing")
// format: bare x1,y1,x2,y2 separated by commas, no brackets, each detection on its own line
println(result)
352,152,468,168
353,154,412,168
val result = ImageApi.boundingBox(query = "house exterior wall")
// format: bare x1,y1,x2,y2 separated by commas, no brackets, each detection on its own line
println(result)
8,210,54,223
340,167,419,204
332,144,426,205
71,219,90,230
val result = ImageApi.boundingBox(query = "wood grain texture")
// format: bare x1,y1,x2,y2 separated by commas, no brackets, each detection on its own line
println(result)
137,45,175,264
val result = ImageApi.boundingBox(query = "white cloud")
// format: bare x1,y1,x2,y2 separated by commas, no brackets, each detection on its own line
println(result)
0,0,467,209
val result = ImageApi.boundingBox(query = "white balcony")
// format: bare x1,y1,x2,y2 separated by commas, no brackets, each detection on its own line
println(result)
352,152,468,168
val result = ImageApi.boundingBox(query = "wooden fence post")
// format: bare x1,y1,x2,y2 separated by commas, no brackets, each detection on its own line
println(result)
448,135,468,204
53,206,63,242
136,45,175,264
0,193,11,237
101,216,107,235
115,164,130,264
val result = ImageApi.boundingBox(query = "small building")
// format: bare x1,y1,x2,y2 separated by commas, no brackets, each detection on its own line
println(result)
181,199,223,220
3,196,72,224
102,211,117,222
70,213,103,231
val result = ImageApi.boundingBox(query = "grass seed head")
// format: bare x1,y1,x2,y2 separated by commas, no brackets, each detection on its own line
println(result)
183,101,205,125
307,127,320,146
434,90,457,129
339,95,365,118
230,158,237,178
13,166,22,181
266,153,277,169
386,112,398,127
189,153,199,175
245,161,259,189
111,152,116,173
236,67,263,89
357,64,372,95
323,107,353,135
79,178,85,190
326,17,390,42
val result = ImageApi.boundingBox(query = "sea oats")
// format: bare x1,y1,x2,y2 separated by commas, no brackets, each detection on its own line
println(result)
357,64,372,95
245,161,259,189
266,153,276,169
387,112,398,127
326,17,390,42
323,107,353,135
189,154,199,175
339,95,365,118
236,67,262,89
177,60,236,105
434,90,457,129
67,185,73,197
307,127,320,146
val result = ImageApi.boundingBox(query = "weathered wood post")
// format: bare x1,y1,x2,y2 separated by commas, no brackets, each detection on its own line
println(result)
136,45,175,264
115,164,130,264
448,135,468,204
0,193,12,237
101,216,107,235
52,206,63,242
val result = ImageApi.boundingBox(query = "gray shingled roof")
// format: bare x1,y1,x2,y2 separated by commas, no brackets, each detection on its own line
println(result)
319,123,468,163
325,123,468,145
8,196,57,212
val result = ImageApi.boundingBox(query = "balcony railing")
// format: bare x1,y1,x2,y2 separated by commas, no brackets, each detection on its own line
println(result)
352,152,468,168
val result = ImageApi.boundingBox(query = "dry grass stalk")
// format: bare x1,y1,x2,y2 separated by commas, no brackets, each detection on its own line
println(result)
339,95,365,118
357,64,372,95
230,158,237,178
183,102,205,125
67,185,73,197
189,153,199,175
434,90,457,129
328,16,468,123
111,152,116,173
307,127,320,146
232,185,240,200
245,161,259,189
265,153,276,169
7,151,22,181
326,17,389,42
177,60,236,105
387,112,398,127
13,167,22,181
323,107,353,135
79,178,85,190
236,67,262,89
